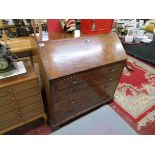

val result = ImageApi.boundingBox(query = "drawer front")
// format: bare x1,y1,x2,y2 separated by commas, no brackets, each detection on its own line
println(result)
22,108,43,122
0,79,38,98
53,61,124,91
53,82,117,122
52,70,121,102
0,111,17,123
0,102,42,123
0,117,20,131
0,95,41,115
0,87,40,107
19,102,43,115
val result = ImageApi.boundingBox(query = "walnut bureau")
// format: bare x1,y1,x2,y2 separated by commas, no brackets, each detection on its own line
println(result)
0,58,47,134
38,32,127,130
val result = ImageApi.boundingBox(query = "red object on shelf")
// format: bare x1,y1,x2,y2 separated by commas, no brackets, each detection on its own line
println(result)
47,19,63,32
80,19,114,34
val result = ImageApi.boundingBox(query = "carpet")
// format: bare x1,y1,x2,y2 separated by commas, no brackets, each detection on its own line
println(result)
114,56,155,130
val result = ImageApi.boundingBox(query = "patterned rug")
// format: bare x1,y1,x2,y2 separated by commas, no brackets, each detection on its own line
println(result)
114,56,155,130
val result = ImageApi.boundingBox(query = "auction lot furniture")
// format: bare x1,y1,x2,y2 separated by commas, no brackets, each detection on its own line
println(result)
0,58,47,134
38,32,127,130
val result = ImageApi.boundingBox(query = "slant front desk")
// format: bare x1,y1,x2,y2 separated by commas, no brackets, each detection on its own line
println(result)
38,32,127,130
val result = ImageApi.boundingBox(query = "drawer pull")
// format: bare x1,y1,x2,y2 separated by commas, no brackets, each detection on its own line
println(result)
111,68,115,72
71,79,78,84
16,111,21,115
69,108,73,112
107,75,113,81
14,105,18,109
69,87,77,93
8,89,13,93
71,101,75,104
11,97,15,101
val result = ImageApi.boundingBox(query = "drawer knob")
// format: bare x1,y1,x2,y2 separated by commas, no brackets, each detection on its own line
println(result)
69,88,76,93
8,89,13,93
11,97,15,101
111,68,115,72
107,75,113,81
71,79,78,84
69,108,73,112
71,101,75,104
14,105,18,108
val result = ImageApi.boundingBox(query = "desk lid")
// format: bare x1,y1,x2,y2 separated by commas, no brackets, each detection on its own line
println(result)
38,32,127,80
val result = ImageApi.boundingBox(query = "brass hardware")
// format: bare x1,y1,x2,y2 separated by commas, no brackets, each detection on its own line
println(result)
8,89,13,93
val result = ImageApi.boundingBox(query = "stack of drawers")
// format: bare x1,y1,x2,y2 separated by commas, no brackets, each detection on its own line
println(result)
52,61,124,125
0,58,47,134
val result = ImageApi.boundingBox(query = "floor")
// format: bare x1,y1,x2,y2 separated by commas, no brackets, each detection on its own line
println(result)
52,105,137,135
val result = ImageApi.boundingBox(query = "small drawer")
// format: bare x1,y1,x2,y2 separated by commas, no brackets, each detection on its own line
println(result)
53,62,124,91
53,75,85,91
88,62,124,78
0,95,41,115
52,71,120,103
19,102,43,115
54,89,110,123
0,111,17,123
22,108,44,122
0,117,20,131
0,87,40,107
0,79,38,98
90,70,122,85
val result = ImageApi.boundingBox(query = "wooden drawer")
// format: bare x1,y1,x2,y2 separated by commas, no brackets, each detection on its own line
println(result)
0,95,41,115
54,88,112,123
52,70,121,102
22,108,44,122
53,62,124,91
0,79,38,98
88,62,124,78
19,102,43,115
0,107,43,131
0,102,42,123
0,117,20,130
0,87,40,107
0,111,17,123
53,79,118,122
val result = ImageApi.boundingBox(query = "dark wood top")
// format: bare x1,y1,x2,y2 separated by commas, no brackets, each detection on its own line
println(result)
0,58,36,88
36,32,105,42
38,32,127,80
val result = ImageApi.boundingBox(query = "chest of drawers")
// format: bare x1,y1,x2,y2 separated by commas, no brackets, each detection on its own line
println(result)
0,58,47,134
38,32,127,130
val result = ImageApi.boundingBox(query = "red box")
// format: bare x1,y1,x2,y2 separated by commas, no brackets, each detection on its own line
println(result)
80,19,114,34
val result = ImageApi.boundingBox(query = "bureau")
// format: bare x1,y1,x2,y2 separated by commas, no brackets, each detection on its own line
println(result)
38,32,127,130
0,58,47,134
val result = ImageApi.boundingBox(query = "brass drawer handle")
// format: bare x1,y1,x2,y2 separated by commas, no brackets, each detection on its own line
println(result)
16,111,21,115
71,100,75,104
69,87,77,93
11,97,16,101
14,104,18,109
107,75,113,81
71,79,78,84
111,68,115,72
69,108,73,112
8,89,13,93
